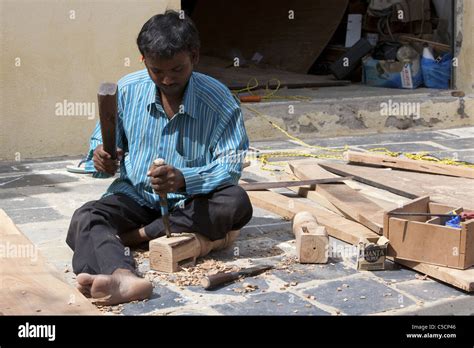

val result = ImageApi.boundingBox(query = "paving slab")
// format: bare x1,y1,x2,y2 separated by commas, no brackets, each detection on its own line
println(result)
434,137,474,150
272,260,357,285
357,142,444,153
370,262,419,284
187,277,270,296
2,126,473,316
303,278,416,315
122,283,187,315
394,280,471,302
212,291,330,315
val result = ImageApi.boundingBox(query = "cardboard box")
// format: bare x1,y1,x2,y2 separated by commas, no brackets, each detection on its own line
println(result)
384,196,474,269
357,236,389,271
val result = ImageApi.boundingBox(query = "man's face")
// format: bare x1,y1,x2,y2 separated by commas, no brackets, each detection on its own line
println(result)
144,50,198,98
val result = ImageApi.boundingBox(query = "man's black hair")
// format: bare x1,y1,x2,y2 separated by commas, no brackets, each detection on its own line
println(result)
137,10,200,59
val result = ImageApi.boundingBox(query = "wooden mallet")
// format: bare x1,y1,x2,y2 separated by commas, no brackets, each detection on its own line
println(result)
97,82,118,160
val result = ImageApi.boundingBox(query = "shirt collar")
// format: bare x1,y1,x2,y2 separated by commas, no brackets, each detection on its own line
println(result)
146,72,197,119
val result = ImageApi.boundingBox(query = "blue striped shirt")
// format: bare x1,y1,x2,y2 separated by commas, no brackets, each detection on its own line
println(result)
87,69,249,210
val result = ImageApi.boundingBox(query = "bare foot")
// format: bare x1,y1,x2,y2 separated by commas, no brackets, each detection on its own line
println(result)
76,269,153,305
76,273,93,297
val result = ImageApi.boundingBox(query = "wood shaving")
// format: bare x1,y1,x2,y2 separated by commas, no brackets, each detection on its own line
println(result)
96,303,124,314
145,258,239,287
415,274,429,281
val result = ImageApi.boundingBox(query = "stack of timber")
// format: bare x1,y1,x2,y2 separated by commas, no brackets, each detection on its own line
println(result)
246,158,474,292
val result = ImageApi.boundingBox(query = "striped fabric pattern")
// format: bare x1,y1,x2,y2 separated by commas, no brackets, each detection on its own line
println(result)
87,69,249,210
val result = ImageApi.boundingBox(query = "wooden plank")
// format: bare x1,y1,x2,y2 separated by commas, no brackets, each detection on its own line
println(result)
290,161,385,234
287,185,345,215
316,184,385,234
345,150,474,179
394,259,474,292
319,162,474,209
247,190,378,245
240,177,351,191
399,35,451,52
288,160,348,214
289,160,339,181
0,209,99,315
288,160,401,212
246,175,474,292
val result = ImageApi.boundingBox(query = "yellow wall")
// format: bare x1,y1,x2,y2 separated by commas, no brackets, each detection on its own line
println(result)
457,0,474,93
0,0,179,161
0,0,472,160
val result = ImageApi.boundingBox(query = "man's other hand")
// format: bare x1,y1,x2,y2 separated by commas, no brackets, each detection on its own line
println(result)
93,144,123,175
147,163,185,194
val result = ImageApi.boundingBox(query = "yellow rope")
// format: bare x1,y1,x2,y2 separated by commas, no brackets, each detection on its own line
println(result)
235,78,474,170
369,148,474,168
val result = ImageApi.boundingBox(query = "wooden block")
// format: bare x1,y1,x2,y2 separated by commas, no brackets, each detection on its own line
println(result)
344,150,474,179
247,189,376,245
293,212,328,263
149,230,240,273
149,234,200,273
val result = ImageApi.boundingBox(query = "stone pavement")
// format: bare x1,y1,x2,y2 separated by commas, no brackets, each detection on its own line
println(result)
1,126,473,315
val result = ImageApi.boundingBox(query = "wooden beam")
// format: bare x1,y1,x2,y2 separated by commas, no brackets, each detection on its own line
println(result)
290,161,385,234
247,190,377,245
316,184,385,234
287,185,345,215
0,209,99,315
345,150,474,179
287,161,349,215
246,174,474,292
394,259,474,292
398,35,451,52
289,160,340,181
240,177,351,191
319,162,474,209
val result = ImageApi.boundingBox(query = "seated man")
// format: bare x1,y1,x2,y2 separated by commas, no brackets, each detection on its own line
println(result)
66,11,253,305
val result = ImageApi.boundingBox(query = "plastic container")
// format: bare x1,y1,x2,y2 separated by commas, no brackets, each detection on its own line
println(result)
421,52,453,89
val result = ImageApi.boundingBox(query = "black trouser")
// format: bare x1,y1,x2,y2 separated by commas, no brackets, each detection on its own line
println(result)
66,185,253,275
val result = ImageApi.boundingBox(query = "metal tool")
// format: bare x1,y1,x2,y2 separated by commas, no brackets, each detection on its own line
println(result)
387,212,456,218
152,158,171,238
201,264,273,290
388,211,474,221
